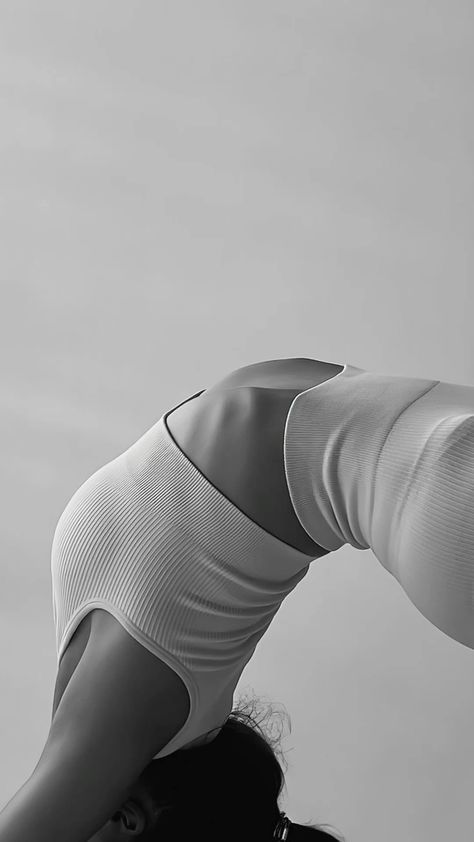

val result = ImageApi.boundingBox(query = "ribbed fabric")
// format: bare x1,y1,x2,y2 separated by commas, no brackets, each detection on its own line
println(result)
284,364,474,650
50,391,312,760
51,363,474,763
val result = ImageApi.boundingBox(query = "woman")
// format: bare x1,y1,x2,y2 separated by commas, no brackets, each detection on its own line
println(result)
1,356,473,841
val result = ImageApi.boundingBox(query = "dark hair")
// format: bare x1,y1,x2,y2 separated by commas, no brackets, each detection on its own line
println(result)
137,688,346,842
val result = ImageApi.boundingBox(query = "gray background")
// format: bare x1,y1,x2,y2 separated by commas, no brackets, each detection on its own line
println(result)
0,2,473,840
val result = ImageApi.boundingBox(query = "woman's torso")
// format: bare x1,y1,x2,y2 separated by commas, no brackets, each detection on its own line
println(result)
51,357,344,736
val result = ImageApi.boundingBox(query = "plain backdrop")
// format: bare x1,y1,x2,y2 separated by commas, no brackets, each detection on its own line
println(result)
0,2,473,840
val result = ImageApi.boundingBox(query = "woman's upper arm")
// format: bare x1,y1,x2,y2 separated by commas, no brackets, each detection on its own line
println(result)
49,612,190,759
0,615,190,842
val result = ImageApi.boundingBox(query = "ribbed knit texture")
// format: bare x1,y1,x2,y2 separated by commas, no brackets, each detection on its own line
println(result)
51,364,474,763
50,391,312,759
284,364,474,650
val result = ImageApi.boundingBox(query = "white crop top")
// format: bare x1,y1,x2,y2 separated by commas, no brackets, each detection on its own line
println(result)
50,389,312,759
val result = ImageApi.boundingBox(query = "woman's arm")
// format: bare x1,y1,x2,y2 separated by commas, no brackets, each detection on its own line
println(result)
0,733,134,842
0,615,190,842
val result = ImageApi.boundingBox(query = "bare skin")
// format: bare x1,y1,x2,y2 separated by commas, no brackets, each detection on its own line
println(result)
166,356,344,557
87,780,159,840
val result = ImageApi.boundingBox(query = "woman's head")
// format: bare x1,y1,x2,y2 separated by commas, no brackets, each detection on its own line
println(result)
91,691,346,841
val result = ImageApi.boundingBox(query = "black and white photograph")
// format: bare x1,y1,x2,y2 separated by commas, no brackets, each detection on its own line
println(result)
0,3,473,840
